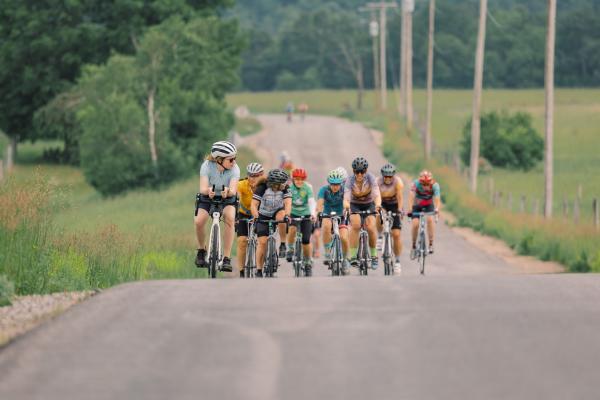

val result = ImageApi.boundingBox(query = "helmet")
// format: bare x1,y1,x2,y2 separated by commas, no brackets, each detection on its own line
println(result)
292,168,307,179
381,163,396,177
267,169,289,185
335,167,348,180
211,141,237,158
352,157,369,172
419,170,434,185
327,169,344,184
246,162,264,175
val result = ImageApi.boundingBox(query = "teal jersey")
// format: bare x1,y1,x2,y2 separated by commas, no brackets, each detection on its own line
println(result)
290,182,313,216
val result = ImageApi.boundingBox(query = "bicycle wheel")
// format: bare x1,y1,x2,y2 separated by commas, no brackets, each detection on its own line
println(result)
209,224,220,279
294,242,303,277
331,236,341,276
360,232,369,276
383,233,391,276
245,239,256,278
419,231,426,275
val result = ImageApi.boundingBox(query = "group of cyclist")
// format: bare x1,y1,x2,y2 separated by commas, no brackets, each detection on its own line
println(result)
194,141,441,277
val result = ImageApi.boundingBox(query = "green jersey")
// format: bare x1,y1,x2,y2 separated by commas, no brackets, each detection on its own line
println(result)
290,182,313,216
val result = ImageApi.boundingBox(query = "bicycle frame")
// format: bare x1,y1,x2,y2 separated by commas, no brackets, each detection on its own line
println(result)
381,211,395,276
321,212,345,276
351,210,378,276
239,218,257,278
412,211,437,275
259,218,288,278
289,217,312,278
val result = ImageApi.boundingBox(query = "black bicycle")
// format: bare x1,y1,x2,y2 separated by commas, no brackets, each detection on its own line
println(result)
238,218,257,278
257,218,288,277
350,210,379,276
321,212,347,276
289,216,313,277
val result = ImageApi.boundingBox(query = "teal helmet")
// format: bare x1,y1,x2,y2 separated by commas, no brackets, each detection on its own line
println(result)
327,169,344,184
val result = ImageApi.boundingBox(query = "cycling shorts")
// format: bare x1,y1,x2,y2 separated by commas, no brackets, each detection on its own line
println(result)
350,202,376,213
256,209,285,237
382,202,402,230
291,214,313,245
196,195,237,215
236,214,252,237
411,204,435,219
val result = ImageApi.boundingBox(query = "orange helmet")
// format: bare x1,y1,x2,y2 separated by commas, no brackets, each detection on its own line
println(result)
419,170,433,185
292,168,307,179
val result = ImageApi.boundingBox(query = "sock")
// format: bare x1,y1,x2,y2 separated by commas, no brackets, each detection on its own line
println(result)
324,241,332,257
287,243,293,251
370,247,377,257
395,256,401,262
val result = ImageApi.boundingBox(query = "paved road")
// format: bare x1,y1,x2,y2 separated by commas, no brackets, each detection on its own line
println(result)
2,114,597,400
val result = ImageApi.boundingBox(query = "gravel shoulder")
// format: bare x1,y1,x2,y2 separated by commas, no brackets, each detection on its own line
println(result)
0,291,95,347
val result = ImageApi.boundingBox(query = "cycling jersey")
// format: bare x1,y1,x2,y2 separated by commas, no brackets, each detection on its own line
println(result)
200,160,240,189
318,185,344,215
290,182,314,216
237,179,253,216
253,183,291,218
343,172,380,205
377,176,404,205
411,180,441,207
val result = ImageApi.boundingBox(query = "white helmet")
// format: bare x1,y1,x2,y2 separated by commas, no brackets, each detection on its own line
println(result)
335,166,348,180
211,141,237,158
246,162,264,175
280,151,291,163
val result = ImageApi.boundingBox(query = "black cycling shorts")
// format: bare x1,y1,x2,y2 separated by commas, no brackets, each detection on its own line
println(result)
382,202,402,229
255,209,285,237
291,215,313,245
196,195,237,215
411,203,435,219
350,202,376,213
236,214,252,237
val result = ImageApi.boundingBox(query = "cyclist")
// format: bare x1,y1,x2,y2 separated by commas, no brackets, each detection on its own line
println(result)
279,151,295,178
285,168,316,276
298,102,309,121
286,101,294,122
251,169,292,277
407,170,441,257
194,141,239,272
318,169,351,275
343,157,382,269
376,163,405,273
236,162,265,278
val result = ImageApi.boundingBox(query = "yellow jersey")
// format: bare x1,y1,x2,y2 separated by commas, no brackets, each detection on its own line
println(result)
237,179,253,216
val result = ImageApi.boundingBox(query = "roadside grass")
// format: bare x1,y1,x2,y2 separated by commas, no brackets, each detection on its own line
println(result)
234,116,262,137
0,142,259,295
0,131,8,157
228,89,600,272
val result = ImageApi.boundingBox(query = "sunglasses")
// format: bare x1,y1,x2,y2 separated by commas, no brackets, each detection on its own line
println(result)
354,170,366,175
248,173,262,178
227,157,236,162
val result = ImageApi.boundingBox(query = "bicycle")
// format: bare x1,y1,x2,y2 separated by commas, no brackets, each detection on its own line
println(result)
320,211,346,276
258,218,288,278
380,210,402,276
410,211,438,275
350,210,379,276
195,186,235,279
289,216,313,277
238,218,257,278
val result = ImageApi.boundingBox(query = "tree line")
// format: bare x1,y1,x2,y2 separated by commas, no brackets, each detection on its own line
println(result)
235,0,600,91
0,0,242,195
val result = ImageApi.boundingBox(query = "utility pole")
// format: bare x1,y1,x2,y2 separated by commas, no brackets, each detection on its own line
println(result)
361,2,397,111
469,0,488,193
544,0,556,218
404,0,414,134
370,13,380,110
399,7,406,115
425,0,436,160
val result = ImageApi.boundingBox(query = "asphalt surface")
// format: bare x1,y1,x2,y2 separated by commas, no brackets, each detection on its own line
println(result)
1,114,597,400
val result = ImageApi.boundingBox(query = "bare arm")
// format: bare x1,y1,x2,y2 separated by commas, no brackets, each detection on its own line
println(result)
317,198,324,214
396,180,404,212
251,199,260,218
284,197,292,217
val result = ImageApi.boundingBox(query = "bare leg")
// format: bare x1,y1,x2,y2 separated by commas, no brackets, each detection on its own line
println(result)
222,206,236,258
427,217,435,245
256,237,267,270
194,209,210,249
392,229,402,256
366,216,378,249
237,236,247,272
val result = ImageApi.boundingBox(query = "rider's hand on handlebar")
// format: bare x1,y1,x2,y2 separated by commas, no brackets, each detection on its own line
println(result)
221,187,230,198
208,187,216,199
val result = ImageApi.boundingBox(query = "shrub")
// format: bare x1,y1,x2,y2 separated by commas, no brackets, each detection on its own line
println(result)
460,110,543,171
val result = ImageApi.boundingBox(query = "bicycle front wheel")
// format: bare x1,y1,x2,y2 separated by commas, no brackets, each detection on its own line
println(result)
209,224,220,279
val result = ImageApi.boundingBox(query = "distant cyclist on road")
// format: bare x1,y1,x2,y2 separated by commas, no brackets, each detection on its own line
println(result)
279,151,295,179
407,170,441,257
251,169,291,277
343,157,382,269
194,141,239,272
376,163,405,273
286,101,294,122
298,102,309,121
285,168,316,276
235,162,265,278
318,169,351,275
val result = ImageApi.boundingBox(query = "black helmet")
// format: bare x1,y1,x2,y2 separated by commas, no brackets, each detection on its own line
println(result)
381,163,396,177
267,168,289,184
352,157,369,172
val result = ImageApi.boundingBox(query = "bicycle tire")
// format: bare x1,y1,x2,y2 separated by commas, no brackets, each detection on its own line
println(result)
209,224,219,279
360,231,369,276
245,239,256,278
383,233,391,276
331,236,341,276
294,240,303,277
419,230,426,275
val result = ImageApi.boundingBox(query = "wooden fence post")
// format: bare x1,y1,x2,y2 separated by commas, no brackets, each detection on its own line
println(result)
593,198,599,231
507,192,513,211
520,195,526,213
573,197,580,224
